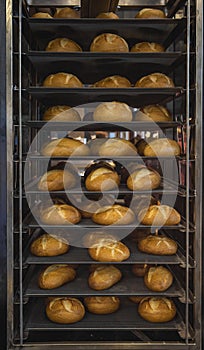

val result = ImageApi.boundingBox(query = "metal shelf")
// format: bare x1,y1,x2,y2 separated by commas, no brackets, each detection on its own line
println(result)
23,264,184,298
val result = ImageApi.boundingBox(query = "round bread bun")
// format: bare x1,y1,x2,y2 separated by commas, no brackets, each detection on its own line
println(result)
93,101,132,122
142,138,181,157
135,8,166,19
43,105,81,121
138,204,181,226
87,138,107,155
131,42,165,53
135,105,171,122
88,238,130,262
85,167,120,191
53,7,80,19
83,232,117,248
96,12,119,19
90,33,129,52
38,264,76,289
46,297,85,324
93,75,131,88
39,204,81,225
41,138,90,157
99,138,136,156
138,297,176,323
144,266,173,292
42,73,83,88
138,234,178,255
31,12,52,18
132,264,150,277
127,167,161,190
135,73,174,88
129,296,146,304
88,265,122,290
92,204,135,225
84,296,120,314
45,38,82,52
30,233,69,256
37,169,76,191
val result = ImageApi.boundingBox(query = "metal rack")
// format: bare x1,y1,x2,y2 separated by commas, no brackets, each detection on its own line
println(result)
6,0,203,349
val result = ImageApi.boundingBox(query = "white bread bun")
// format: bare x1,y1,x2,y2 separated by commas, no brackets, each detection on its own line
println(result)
45,38,82,52
96,12,119,19
42,73,83,88
32,12,52,18
143,138,181,157
53,7,80,18
99,138,137,156
127,167,161,190
90,33,129,52
93,101,132,122
135,73,174,88
138,204,181,226
138,297,176,323
135,8,166,19
41,138,90,157
131,42,165,53
135,105,171,122
46,297,85,324
43,105,81,121
93,75,131,88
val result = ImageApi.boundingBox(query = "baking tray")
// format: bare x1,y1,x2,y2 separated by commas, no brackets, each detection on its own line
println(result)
23,231,184,266
25,120,182,131
26,52,185,82
23,264,184,298
27,87,184,107
23,18,186,50
24,297,185,331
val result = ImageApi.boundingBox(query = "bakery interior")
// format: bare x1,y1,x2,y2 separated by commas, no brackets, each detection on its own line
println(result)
0,0,203,349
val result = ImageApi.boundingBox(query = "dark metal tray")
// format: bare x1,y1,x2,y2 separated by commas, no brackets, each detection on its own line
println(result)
24,297,185,331
26,52,185,83
23,230,184,266
23,18,186,51
23,264,184,298
27,87,184,107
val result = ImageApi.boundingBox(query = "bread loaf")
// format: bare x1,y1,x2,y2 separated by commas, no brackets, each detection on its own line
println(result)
90,33,129,52
53,7,80,18
99,138,136,156
135,8,166,19
43,73,83,88
144,266,173,292
30,233,69,256
138,204,181,226
88,238,130,262
127,166,161,190
88,265,122,290
138,297,176,323
85,167,120,191
142,138,181,157
96,12,119,19
92,204,135,225
84,296,120,314
43,105,81,121
45,38,82,52
38,264,76,289
41,138,90,157
93,75,131,88
46,297,85,324
138,234,178,255
135,73,174,88
93,101,132,122
40,204,81,225
135,104,171,122
32,12,52,18
131,42,165,53
38,169,76,191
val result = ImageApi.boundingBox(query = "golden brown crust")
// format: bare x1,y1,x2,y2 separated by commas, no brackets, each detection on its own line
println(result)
136,105,171,122
138,205,181,226
30,234,69,256
85,167,120,191
88,238,130,262
96,12,119,19
88,265,122,290
46,297,85,324
138,234,178,255
40,204,81,225
132,264,150,277
37,169,76,191
43,105,81,121
93,102,132,122
93,75,131,88
84,296,120,314
135,8,166,19
135,73,174,88
131,42,165,53
138,297,176,323
41,138,90,156
127,167,161,190
45,38,82,52
129,296,146,304
92,205,135,225
144,266,173,292
83,232,117,248
42,73,83,88
53,7,80,19
31,12,52,18
143,138,181,157
99,138,136,156
90,33,129,52
38,264,76,289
